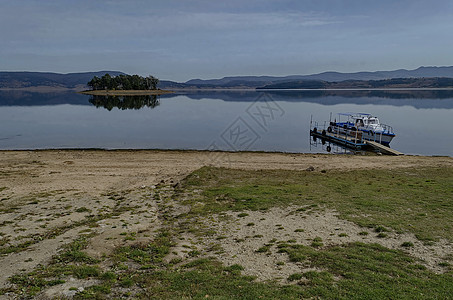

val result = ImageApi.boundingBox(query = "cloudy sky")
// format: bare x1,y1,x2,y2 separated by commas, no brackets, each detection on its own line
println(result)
1,0,453,81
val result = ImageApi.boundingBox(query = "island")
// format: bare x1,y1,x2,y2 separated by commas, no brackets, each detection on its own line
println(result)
79,73,173,96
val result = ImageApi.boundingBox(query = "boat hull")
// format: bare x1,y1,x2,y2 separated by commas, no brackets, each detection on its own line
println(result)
329,125,395,146
360,130,394,146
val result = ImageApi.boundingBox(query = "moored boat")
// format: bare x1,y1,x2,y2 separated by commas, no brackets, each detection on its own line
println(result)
327,113,395,146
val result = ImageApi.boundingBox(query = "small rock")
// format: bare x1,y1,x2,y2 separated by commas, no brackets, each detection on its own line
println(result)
305,166,315,172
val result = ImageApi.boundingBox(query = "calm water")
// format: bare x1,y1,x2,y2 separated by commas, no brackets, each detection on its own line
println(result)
1,90,453,156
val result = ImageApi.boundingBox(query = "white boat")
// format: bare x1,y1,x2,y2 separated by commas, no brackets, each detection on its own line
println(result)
327,113,395,146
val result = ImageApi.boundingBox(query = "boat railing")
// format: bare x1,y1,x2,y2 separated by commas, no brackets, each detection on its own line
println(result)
380,124,394,134
311,117,366,146
311,117,393,145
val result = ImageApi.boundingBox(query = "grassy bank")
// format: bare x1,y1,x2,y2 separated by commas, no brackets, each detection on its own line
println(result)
3,165,453,299
179,166,453,242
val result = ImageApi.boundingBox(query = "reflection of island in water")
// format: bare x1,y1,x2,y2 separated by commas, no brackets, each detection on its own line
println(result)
161,89,453,109
2,89,453,110
88,95,160,110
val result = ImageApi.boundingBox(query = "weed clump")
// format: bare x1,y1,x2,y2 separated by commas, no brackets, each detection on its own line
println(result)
401,241,414,248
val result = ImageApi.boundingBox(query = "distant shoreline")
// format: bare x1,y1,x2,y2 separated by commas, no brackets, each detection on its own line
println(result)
256,87,453,91
79,89,174,96
2,86,453,94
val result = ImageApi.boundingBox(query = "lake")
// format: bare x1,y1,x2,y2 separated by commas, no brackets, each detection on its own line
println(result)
1,89,453,156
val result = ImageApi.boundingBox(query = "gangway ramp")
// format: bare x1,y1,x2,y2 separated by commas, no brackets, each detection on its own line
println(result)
365,141,404,156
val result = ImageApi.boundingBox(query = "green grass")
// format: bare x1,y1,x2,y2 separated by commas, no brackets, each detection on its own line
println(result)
0,200,135,255
311,237,324,248
135,258,301,299
54,235,99,264
401,241,414,248
113,231,173,265
256,245,271,253
276,242,453,299
178,166,453,242
7,236,102,296
5,231,172,298
74,284,111,298
75,206,91,213
78,246,452,299
4,165,453,299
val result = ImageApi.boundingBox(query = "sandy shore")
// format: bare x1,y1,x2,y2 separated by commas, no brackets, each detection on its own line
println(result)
0,150,452,292
3,150,451,200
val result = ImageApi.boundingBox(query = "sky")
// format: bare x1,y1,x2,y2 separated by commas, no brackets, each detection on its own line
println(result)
1,0,453,82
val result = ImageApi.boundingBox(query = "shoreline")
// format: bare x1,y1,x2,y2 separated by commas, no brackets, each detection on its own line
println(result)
1,148,451,160
0,148,450,158
3,87,453,93
256,87,453,91
78,89,174,96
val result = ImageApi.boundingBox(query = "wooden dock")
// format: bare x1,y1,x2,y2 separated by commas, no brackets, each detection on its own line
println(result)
310,129,404,155
365,141,404,156
310,130,367,150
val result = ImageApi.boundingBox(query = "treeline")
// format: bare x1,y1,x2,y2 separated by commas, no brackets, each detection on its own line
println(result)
87,74,159,90
257,77,453,90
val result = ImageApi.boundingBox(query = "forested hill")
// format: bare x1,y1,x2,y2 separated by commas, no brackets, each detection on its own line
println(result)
3,66,453,90
0,71,125,89
256,77,453,90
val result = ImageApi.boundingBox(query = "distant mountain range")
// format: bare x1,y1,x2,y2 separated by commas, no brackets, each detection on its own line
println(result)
256,77,453,90
2,66,453,90
162,66,453,89
0,71,125,90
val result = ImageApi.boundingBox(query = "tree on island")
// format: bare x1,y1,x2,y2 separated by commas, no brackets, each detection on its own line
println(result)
87,74,159,90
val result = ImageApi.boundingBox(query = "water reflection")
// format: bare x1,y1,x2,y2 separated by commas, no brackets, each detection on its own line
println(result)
310,135,366,155
262,89,453,100
0,91,88,106
163,90,453,109
167,89,453,100
2,89,453,109
88,95,160,110
0,90,452,155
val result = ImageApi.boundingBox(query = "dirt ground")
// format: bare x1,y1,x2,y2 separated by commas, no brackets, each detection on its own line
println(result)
0,150,452,294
